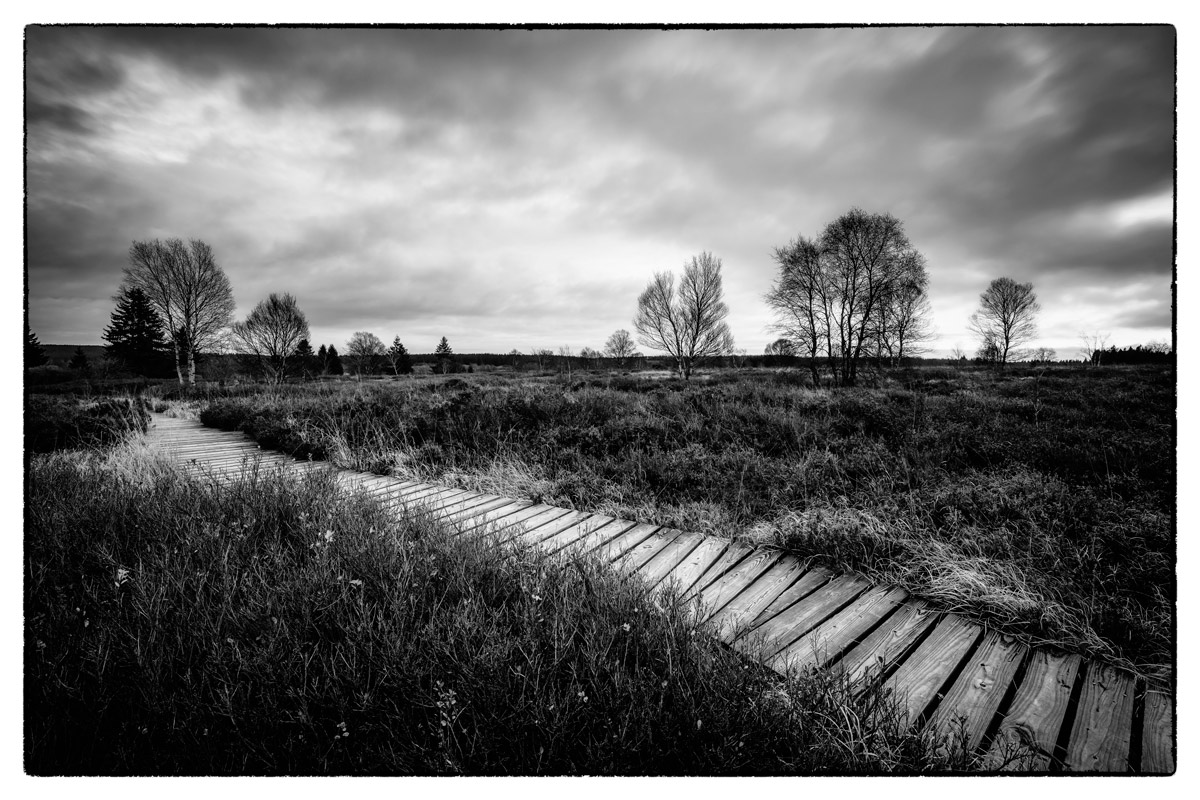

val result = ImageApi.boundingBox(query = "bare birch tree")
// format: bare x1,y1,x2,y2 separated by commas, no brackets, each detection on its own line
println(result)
122,238,235,386
230,293,310,384
634,251,734,380
969,277,1040,364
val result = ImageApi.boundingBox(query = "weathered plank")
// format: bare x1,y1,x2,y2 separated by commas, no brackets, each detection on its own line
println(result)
882,614,980,728
479,506,575,542
1063,661,1136,773
743,573,870,659
687,549,781,621
439,497,527,525
626,530,703,580
1140,687,1174,774
611,529,683,573
771,584,908,673
588,522,663,562
458,504,567,537
507,510,593,546
679,542,756,600
549,518,644,557
643,537,728,593
928,631,1026,755
707,558,818,642
982,650,1081,772
539,514,624,552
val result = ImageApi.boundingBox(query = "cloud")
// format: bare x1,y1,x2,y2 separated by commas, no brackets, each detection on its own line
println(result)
24,26,1174,355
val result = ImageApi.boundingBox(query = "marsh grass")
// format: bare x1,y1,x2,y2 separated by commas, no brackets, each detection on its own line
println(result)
25,444,974,775
191,365,1173,678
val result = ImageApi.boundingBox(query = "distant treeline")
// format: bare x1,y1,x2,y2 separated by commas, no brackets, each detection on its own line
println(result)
1090,344,1175,366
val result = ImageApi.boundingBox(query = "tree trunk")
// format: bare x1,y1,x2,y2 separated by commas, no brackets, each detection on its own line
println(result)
186,348,196,386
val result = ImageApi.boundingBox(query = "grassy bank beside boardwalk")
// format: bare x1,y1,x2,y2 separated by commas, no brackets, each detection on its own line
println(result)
25,443,971,776
193,365,1175,679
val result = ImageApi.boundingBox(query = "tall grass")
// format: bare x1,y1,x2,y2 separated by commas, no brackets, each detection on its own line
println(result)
25,444,966,775
191,365,1174,679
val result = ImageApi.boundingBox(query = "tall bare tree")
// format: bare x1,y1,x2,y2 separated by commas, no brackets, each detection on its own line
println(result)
123,238,235,385
603,329,636,366
634,251,734,380
345,331,386,376
230,293,310,384
766,209,930,386
968,277,1040,364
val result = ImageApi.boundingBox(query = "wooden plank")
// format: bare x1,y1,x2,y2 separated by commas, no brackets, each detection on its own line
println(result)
507,510,593,546
539,514,624,552
542,518,634,556
424,490,491,515
610,529,683,573
707,558,817,642
982,650,1081,772
743,573,870,659
882,614,981,728
439,497,526,525
688,549,781,621
454,503,565,535
1140,687,1174,774
928,631,1026,755
836,602,937,687
1063,661,1136,773
678,542,756,600
586,522,661,561
642,537,728,593
742,564,835,629
626,530,703,579
771,585,908,672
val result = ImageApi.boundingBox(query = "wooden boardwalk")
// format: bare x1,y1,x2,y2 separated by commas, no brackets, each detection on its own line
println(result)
147,414,1175,774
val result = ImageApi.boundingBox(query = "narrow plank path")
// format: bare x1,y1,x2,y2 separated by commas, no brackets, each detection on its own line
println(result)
146,414,1174,774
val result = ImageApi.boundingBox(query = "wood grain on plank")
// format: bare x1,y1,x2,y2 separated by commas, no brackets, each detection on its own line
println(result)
982,650,1080,772
647,538,728,594
1063,661,1136,773
708,558,817,642
743,573,870,658
882,614,980,728
771,585,908,672
681,542,755,599
928,631,1026,754
611,529,683,573
539,514,625,552
687,549,781,621
1140,688,1174,774
626,530,703,579
438,496,523,524
449,501,559,533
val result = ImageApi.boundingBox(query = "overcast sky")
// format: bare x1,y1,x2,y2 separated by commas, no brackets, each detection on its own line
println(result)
24,25,1174,357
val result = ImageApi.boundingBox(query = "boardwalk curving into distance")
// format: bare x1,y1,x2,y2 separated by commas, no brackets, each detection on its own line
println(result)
147,413,1175,774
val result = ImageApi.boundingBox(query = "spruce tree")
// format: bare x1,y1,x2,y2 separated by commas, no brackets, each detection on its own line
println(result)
327,345,344,376
388,336,413,375
25,323,47,368
434,336,454,374
317,344,329,375
69,346,90,373
103,287,170,376
293,338,316,378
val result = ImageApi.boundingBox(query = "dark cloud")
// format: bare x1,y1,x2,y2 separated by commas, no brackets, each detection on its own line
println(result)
24,26,1174,354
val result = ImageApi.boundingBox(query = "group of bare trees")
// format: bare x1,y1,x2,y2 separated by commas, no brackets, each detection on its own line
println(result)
762,209,932,386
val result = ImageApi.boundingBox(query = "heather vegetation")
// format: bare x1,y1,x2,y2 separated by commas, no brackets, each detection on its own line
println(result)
195,363,1175,679
25,443,972,775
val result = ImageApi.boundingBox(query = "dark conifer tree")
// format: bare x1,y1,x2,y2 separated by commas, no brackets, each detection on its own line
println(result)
327,344,344,376
25,322,47,368
434,336,454,374
103,287,170,376
69,347,90,373
293,338,316,378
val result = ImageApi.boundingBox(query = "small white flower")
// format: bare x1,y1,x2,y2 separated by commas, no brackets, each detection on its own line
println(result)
621,623,631,632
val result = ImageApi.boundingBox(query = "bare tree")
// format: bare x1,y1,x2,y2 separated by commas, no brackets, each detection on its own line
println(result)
603,329,636,365
766,210,929,386
557,344,574,378
969,278,1040,364
1079,331,1111,366
579,347,602,369
765,235,825,385
1031,347,1057,364
634,251,734,380
230,293,310,384
532,348,554,372
950,343,967,361
764,338,796,356
345,331,386,376
122,238,235,386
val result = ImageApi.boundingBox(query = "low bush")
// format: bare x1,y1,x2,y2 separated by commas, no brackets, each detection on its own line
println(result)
24,396,150,452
